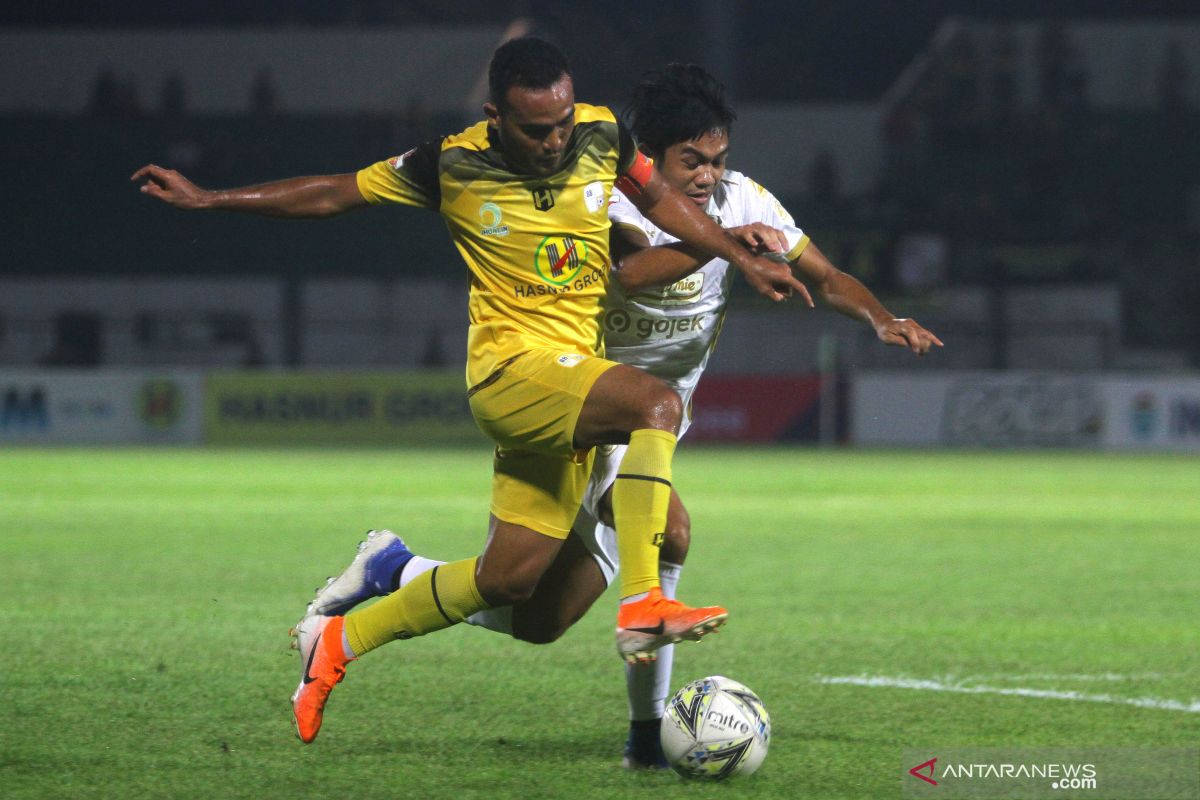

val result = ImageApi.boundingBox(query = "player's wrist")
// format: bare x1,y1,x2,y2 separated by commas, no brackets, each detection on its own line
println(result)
870,313,898,334
726,244,759,272
194,189,220,210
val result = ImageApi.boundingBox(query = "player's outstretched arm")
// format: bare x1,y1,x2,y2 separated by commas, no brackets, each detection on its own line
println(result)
626,170,812,305
614,222,791,293
793,242,944,356
612,226,705,292
130,165,368,218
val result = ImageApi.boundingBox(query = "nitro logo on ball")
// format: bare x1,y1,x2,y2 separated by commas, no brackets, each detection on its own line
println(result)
705,709,751,735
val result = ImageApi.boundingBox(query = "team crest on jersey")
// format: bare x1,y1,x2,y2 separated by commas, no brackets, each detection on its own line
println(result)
534,234,588,285
478,202,509,237
583,181,606,213
531,185,555,211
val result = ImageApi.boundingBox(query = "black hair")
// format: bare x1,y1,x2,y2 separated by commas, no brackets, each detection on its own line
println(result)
623,63,736,156
488,36,571,109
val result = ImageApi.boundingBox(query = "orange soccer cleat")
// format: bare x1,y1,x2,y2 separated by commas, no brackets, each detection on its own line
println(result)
615,588,728,665
290,615,354,743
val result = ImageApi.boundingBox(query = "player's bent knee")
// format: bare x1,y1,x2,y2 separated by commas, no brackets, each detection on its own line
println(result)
640,384,683,432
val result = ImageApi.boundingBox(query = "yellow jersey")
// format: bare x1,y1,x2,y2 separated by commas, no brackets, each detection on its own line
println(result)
357,103,640,388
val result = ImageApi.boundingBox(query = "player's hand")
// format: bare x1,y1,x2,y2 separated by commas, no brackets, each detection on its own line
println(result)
728,223,789,257
876,318,944,355
130,164,211,209
738,253,815,306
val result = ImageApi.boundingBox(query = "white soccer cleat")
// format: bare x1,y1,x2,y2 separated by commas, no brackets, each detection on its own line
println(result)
310,529,414,614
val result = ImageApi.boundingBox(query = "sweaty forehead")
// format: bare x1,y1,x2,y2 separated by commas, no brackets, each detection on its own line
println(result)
677,128,729,158
502,75,575,122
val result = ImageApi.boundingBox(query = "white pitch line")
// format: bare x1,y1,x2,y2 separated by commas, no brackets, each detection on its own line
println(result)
818,675,1200,713
967,672,1172,683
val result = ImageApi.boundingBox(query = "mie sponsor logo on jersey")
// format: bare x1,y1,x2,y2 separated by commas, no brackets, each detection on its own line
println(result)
635,272,705,307
583,181,606,213
534,234,588,285
531,185,555,211
478,202,509,237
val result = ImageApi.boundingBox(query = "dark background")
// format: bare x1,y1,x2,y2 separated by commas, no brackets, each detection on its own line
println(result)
2,1,1199,367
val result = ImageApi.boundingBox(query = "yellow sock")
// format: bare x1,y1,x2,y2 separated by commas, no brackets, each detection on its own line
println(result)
343,557,488,656
613,428,677,598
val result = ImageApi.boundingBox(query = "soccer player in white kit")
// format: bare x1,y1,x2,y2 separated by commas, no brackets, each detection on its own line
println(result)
575,63,941,767
301,63,941,768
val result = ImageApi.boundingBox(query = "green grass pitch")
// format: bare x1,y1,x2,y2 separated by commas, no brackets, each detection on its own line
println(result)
1,447,1197,799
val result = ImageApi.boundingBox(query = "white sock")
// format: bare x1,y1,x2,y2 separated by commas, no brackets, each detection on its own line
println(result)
397,553,514,635
397,556,443,588
626,560,683,721
465,605,514,635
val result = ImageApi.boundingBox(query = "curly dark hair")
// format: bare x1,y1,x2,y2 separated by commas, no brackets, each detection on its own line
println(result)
488,36,571,109
623,63,736,156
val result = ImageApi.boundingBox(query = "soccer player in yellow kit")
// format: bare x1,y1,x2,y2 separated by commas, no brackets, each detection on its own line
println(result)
132,37,808,743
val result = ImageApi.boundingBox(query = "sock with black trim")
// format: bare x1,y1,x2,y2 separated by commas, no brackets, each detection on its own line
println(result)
343,557,488,656
613,428,676,598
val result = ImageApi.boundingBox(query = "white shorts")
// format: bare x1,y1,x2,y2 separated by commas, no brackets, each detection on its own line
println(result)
574,411,694,587
574,443,624,586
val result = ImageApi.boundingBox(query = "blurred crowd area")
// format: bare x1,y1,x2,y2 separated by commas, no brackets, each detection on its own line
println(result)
13,19,1196,264
3,4,1200,366
877,23,1199,243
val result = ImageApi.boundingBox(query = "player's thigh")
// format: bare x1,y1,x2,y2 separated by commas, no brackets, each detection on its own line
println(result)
511,531,609,644
468,349,616,455
574,362,683,446
469,349,614,549
475,514,567,606
485,444,597,549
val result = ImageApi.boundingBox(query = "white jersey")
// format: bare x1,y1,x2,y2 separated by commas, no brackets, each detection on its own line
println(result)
603,169,809,426
577,171,810,586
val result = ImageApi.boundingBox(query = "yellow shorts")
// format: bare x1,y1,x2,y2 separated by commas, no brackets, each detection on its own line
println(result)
468,348,617,538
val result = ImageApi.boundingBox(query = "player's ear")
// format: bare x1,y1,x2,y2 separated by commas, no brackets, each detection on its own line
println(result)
483,102,501,128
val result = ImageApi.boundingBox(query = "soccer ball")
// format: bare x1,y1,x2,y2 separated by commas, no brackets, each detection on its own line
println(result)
660,675,771,779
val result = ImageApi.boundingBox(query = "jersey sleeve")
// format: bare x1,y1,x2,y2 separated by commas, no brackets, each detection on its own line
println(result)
607,186,653,238
356,139,442,209
745,177,810,262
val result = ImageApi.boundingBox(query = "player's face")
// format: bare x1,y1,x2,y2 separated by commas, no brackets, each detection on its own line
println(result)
654,128,729,208
485,74,576,176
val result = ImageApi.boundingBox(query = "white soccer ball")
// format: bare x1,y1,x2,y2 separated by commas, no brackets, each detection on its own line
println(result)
660,675,771,780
